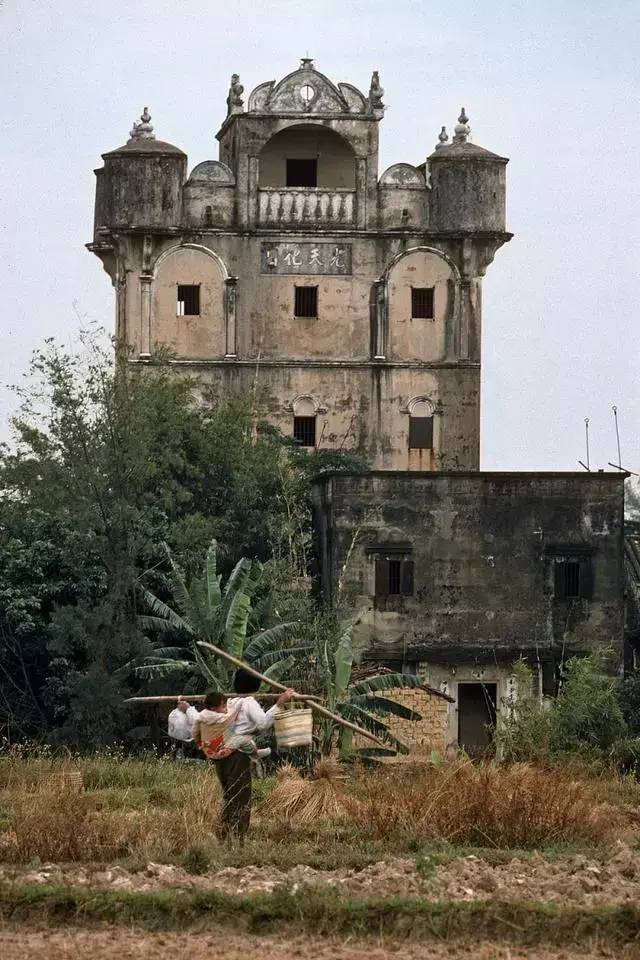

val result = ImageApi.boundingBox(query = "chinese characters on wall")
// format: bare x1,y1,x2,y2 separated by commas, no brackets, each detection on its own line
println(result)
261,242,352,275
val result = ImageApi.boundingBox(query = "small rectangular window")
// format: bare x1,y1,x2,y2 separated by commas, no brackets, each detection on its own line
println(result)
293,416,316,447
375,556,414,598
294,286,318,318
564,561,581,599
411,287,435,319
286,158,318,187
388,558,402,595
553,555,593,600
177,285,200,316
409,416,434,449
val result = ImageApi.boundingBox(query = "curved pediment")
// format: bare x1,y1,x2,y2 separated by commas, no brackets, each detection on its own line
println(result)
380,164,426,188
187,160,235,185
248,62,365,115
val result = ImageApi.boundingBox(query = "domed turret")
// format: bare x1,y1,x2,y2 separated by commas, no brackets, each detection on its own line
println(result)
427,109,508,233
96,109,187,233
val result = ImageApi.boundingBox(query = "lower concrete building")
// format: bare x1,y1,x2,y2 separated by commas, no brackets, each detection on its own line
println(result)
312,471,626,753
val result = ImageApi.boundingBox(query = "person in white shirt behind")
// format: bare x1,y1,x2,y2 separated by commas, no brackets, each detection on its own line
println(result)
214,668,295,841
167,698,200,758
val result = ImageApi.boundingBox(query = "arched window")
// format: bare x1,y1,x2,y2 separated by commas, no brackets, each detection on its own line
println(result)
293,396,317,447
408,398,434,450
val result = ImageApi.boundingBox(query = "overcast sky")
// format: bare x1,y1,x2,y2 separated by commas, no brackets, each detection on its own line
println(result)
1,0,638,471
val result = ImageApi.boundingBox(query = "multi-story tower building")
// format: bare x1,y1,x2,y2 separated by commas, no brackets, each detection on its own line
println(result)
89,60,510,470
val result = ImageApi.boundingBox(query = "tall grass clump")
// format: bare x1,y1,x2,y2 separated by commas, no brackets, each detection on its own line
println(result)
347,760,625,847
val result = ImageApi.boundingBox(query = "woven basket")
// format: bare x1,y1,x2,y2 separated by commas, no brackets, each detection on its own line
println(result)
274,708,313,749
43,770,84,793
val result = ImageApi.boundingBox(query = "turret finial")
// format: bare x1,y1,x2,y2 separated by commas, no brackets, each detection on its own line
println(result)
300,57,315,70
368,70,385,116
453,107,470,143
129,107,155,141
436,125,449,149
227,73,244,116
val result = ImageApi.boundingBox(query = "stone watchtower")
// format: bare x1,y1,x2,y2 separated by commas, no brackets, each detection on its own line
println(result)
88,60,511,469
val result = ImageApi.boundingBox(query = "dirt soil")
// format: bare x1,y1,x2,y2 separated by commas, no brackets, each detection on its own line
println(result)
2,842,640,906
0,929,637,960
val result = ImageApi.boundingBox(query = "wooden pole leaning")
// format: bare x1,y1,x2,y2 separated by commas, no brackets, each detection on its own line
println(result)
196,640,387,750
123,693,322,704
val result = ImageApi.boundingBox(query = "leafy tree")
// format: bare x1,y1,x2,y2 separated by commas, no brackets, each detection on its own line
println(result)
0,329,367,743
132,539,308,690
310,614,425,757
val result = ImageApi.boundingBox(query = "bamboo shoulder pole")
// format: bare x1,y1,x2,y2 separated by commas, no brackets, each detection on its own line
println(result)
124,693,322,704
196,640,387,750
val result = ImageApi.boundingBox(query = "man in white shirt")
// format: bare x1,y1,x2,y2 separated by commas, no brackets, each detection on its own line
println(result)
167,698,200,758
215,669,294,840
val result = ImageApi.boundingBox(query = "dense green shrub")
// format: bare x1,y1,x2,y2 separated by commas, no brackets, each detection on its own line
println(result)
498,655,629,763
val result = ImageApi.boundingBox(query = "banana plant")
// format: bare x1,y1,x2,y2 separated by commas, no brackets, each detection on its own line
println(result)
318,618,426,756
130,539,308,691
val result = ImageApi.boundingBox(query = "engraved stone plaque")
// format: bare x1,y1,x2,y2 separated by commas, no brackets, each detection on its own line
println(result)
261,242,352,275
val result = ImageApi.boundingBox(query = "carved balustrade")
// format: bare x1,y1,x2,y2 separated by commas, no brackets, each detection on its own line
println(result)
258,188,355,227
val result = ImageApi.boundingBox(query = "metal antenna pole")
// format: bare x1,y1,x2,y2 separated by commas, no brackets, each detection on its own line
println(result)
584,417,590,471
613,406,621,469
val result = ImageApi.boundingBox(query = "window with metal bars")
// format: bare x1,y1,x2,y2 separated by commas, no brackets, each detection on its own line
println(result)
293,415,316,447
177,285,200,316
408,416,434,449
552,555,593,600
286,158,318,187
411,287,435,319
375,555,414,597
294,286,318,318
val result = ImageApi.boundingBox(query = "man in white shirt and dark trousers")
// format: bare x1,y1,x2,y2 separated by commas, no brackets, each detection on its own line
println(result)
215,669,294,841
167,698,200,759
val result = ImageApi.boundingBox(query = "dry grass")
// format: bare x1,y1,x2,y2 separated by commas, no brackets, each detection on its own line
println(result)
0,764,221,864
261,760,352,826
0,753,634,864
345,760,628,847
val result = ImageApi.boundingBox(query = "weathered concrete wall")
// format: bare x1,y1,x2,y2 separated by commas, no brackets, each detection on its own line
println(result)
151,246,226,359
312,472,626,668
387,248,455,362
165,362,480,471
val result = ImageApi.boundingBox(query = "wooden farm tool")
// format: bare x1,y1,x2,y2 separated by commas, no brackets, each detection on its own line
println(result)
196,639,387,749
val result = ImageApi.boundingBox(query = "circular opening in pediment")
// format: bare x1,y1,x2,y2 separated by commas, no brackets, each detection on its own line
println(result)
300,84,315,105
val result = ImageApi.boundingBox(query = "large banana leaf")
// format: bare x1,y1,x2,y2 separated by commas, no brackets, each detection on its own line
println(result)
148,646,195,659
132,659,194,679
162,546,193,618
205,540,222,611
350,672,424,696
333,628,354,704
224,589,252,658
223,557,255,600
348,694,422,721
251,645,312,672
261,655,295,686
338,702,409,754
138,590,192,634
243,622,300,660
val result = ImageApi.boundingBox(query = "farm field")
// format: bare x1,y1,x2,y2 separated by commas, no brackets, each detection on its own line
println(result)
2,752,640,958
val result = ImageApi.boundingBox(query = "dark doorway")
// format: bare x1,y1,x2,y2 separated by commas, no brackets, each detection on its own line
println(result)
286,158,318,187
457,682,497,757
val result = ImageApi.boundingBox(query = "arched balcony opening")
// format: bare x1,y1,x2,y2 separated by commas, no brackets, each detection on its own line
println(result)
258,125,356,227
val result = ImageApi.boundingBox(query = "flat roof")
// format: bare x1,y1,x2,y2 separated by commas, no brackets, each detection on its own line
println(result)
314,470,628,481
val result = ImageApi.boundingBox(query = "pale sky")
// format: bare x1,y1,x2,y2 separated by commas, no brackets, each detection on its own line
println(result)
1,0,638,471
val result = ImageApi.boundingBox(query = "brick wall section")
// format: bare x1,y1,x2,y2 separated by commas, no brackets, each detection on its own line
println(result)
354,686,450,755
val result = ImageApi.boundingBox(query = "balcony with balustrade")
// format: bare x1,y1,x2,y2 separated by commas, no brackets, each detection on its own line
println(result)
258,187,355,228
257,125,357,230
